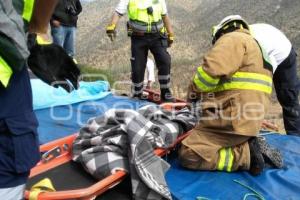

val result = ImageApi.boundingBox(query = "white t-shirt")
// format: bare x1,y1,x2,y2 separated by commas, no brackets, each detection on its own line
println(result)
145,58,155,82
115,0,168,16
250,23,292,72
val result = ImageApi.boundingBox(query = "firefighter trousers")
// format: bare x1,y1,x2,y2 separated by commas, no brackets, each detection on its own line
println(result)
179,129,251,172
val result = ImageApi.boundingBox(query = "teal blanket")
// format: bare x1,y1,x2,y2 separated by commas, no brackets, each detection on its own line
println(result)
31,79,111,110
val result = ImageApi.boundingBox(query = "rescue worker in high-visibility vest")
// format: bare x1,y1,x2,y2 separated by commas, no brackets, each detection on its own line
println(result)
0,0,80,198
106,0,174,102
250,23,300,136
179,15,283,175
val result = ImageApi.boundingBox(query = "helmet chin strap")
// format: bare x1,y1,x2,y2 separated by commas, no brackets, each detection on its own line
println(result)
212,22,245,44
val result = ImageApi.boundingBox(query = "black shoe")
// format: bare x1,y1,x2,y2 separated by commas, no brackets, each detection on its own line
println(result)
257,137,283,169
249,137,265,176
161,89,174,102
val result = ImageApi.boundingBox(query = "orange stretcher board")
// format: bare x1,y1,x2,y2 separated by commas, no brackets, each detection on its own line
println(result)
25,90,189,200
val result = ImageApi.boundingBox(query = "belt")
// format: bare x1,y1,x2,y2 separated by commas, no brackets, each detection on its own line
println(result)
131,31,160,36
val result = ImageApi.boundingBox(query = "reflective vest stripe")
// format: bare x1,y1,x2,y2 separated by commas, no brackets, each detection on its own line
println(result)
22,0,35,22
128,20,164,33
194,67,272,94
0,56,13,87
217,147,234,172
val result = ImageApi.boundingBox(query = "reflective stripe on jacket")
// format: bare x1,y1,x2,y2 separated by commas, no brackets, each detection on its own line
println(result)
217,147,234,172
128,0,163,32
193,66,272,94
0,0,34,87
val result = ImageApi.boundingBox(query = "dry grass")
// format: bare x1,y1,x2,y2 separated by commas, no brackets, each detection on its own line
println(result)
76,0,300,132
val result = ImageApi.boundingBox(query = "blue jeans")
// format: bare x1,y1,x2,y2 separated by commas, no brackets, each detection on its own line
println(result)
51,25,76,57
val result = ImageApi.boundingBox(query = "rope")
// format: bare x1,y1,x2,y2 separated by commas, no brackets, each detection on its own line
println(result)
195,180,265,200
196,197,210,200
233,180,265,200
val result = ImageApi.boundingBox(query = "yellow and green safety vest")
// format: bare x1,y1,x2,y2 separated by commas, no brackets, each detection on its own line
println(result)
128,0,164,32
0,0,35,87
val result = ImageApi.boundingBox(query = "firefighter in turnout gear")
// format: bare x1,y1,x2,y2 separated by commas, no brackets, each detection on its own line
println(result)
179,15,283,175
106,0,174,102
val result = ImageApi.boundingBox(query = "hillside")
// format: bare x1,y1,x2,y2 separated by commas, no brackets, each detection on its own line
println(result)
77,0,300,95
76,0,300,131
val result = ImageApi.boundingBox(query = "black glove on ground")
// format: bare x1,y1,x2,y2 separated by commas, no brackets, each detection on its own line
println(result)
27,33,80,92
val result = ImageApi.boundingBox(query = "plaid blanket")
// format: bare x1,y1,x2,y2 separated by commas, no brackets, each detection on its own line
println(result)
72,104,196,200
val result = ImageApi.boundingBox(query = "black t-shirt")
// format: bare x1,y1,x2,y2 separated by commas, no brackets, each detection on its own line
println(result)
51,0,82,27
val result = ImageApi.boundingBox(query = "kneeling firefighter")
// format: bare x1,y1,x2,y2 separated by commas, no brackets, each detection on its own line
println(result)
179,15,283,175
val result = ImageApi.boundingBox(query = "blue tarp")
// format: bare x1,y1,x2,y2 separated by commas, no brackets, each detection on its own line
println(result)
31,79,111,110
166,134,300,200
31,79,152,144
35,94,152,144
32,80,300,199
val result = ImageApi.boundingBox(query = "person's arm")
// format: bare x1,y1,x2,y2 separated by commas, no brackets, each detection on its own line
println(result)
162,15,174,36
27,0,81,92
108,0,128,27
161,0,174,36
106,0,127,41
203,33,244,78
75,0,82,16
28,0,58,34
192,33,245,93
109,12,122,27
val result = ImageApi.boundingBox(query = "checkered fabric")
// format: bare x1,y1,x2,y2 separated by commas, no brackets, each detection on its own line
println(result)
72,105,196,200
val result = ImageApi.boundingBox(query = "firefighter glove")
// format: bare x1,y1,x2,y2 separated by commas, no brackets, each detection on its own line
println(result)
27,33,80,92
106,24,117,41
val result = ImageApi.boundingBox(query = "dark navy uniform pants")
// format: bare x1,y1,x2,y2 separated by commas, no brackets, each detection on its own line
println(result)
0,67,40,188
273,48,300,136
130,33,172,101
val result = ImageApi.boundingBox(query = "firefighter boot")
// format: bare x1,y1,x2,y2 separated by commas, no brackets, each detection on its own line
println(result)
249,137,265,176
257,137,283,169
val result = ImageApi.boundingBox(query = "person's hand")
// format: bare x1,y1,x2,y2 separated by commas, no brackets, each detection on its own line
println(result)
27,33,80,92
51,19,61,27
167,32,174,47
106,24,116,41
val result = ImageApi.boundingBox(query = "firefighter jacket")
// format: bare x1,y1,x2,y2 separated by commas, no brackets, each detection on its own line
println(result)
185,29,272,138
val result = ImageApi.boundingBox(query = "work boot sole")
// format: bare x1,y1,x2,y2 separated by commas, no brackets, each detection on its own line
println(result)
258,138,283,169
